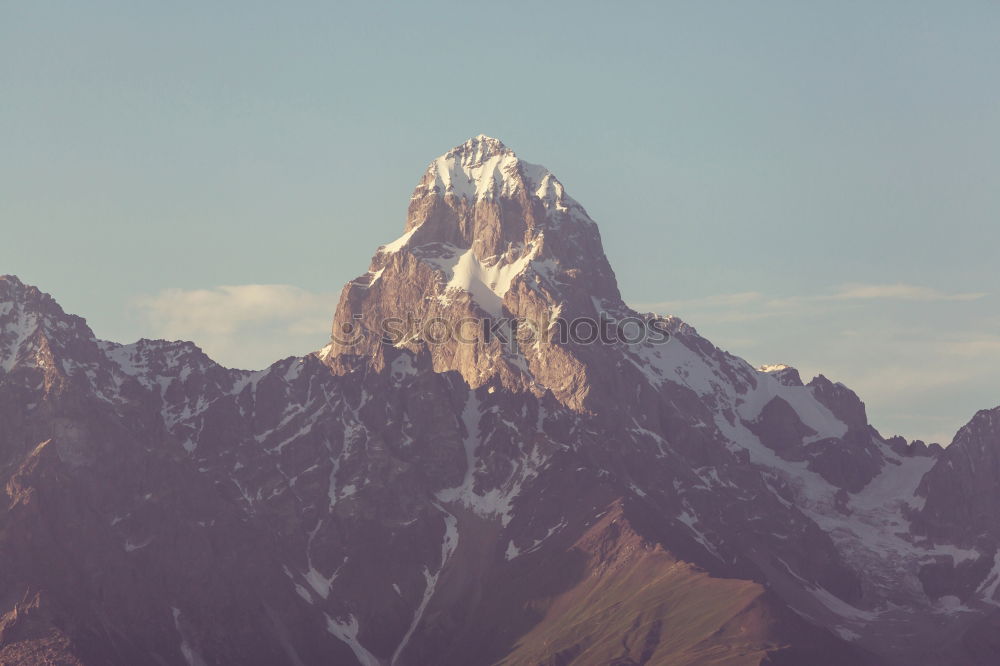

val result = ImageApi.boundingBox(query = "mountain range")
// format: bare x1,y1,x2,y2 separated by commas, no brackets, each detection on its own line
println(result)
1,135,998,665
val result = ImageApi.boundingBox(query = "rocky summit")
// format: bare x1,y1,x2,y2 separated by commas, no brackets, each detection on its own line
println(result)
1,137,999,665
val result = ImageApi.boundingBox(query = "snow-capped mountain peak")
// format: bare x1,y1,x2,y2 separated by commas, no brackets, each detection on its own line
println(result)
420,134,516,201
410,135,587,225
4,138,1000,665
327,138,625,403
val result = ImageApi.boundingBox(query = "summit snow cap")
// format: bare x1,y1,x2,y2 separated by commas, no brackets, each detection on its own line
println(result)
411,135,586,218
422,134,517,200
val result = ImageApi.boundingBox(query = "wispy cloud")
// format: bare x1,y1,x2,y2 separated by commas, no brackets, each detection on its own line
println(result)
830,283,986,302
634,282,987,314
941,336,1000,358
134,284,335,369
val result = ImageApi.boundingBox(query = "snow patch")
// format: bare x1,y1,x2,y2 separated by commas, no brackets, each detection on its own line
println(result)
379,228,417,254
325,614,380,666
124,536,154,552
390,354,418,383
391,504,458,665
171,607,206,666
426,244,538,317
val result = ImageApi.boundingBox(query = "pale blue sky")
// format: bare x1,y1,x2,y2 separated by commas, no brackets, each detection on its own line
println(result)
2,1,998,443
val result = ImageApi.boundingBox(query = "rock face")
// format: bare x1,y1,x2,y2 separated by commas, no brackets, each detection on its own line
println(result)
326,134,626,412
917,406,1000,544
0,137,998,665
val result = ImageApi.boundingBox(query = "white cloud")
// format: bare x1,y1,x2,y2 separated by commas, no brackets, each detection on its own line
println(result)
134,284,336,369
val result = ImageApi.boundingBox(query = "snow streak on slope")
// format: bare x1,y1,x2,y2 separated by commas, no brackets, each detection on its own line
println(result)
325,614,380,666
391,505,459,666
435,391,548,527
0,303,39,373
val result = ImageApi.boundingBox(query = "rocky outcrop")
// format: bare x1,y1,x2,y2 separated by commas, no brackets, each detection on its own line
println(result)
916,406,1000,546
